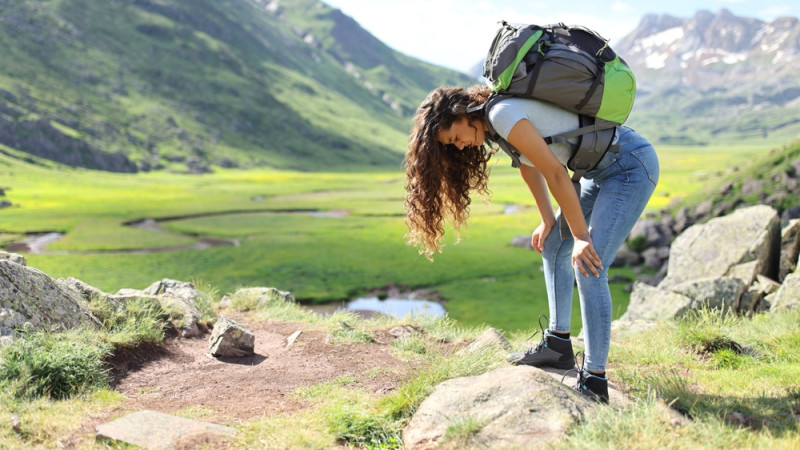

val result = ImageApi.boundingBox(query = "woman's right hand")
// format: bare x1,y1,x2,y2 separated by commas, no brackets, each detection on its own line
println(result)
531,220,553,253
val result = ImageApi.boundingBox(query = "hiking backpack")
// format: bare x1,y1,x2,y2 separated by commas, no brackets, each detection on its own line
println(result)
471,21,636,178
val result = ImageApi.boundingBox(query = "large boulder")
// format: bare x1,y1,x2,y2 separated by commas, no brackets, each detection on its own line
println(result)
403,366,591,448
619,277,748,322
661,205,780,288
621,205,781,322
768,271,800,311
619,282,693,322
0,260,97,334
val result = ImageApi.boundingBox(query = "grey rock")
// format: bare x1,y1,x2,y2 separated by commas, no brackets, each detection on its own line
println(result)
779,219,800,282
641,247,665,271
0,251,26,266
694,199,714,217
403,366,590,449
57,277,110,302
727,260,760,286
782,206,800,223
741,179,766,197
629,219,673,248
388,325,419,339
621,282,694,322
738,275,780,313
0,261,97,332
228,286,296,310
142,279,205,338
670,277,746,313
662,205,780,288
612,244,641,267
96,410,236,449
209,316,255,357
673,207,694,234
738,285,761,313
60,277,206,338
770,271,800,311
623,276,745,322
755,274,781,296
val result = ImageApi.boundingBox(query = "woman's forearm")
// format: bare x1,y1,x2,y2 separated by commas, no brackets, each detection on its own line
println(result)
507,119,589,239
544,168,589,238
519,164,556,226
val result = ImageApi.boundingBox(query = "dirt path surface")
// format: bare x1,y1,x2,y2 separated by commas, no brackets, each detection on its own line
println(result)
111,316,419,422
63,314,424,447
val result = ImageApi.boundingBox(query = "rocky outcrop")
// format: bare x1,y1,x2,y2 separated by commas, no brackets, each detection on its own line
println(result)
139,279,206,338
0,257,98,336
219,286,295,310
403,365,592,449
0,255,217,343
60,277,207,338
662,205,779,287
620,205,798,323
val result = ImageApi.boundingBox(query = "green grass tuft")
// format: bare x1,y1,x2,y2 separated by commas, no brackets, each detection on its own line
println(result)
0,328,112,400
90,296,169,348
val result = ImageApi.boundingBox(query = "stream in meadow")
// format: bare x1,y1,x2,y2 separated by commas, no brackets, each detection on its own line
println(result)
4,210,448,319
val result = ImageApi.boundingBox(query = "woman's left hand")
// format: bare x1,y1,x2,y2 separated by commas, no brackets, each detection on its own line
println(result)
572,234,603,277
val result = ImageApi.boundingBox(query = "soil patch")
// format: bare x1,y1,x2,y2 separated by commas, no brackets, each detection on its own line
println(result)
110,315,421,422
65,314,424,446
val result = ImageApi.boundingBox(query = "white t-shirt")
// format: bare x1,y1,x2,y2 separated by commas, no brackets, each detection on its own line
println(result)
487,97,579,167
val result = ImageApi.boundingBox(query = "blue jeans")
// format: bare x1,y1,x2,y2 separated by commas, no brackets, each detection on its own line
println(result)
543,126,659,372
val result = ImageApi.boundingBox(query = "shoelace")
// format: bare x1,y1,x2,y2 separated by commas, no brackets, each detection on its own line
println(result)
561,350,586,388
522,314,549,355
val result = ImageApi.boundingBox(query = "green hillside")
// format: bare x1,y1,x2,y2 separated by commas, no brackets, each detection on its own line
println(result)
0,0,472,172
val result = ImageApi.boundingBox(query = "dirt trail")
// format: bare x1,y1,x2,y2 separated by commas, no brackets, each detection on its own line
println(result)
111,317,418,421
64,313,422,448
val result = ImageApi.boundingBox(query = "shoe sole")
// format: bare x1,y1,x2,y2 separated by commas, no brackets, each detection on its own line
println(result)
511,359,575,370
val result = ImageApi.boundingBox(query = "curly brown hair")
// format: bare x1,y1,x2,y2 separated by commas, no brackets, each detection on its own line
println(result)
404,85,495,259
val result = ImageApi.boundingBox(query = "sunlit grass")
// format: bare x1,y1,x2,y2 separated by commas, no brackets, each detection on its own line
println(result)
0,388,123,449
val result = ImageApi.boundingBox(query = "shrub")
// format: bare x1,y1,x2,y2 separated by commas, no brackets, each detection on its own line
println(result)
0,328,112,399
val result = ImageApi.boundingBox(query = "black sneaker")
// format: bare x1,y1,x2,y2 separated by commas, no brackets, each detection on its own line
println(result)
507,315,575,370
567,352,609,404
577,370,609,404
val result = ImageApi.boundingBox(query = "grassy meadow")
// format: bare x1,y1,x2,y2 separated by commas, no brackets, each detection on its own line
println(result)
0,140,774,333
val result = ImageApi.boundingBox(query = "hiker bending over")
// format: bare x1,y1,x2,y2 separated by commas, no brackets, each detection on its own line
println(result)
403,85,659,403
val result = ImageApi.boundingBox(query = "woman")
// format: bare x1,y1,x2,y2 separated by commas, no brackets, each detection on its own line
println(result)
404,85,659,403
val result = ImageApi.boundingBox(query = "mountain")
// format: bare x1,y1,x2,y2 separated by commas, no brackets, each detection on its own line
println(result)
0,0,472,173
614,9,800,145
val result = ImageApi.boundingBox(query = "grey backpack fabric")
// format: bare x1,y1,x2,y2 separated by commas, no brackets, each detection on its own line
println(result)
471,21,637,177
470,21,637,238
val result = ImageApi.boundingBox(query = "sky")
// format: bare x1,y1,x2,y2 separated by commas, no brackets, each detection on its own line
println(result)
322,0,800,73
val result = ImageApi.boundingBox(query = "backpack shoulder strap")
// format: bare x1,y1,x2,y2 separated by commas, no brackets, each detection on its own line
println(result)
471,94,524,168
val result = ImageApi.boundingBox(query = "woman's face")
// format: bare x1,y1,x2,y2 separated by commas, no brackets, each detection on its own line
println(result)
436,117,486,150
